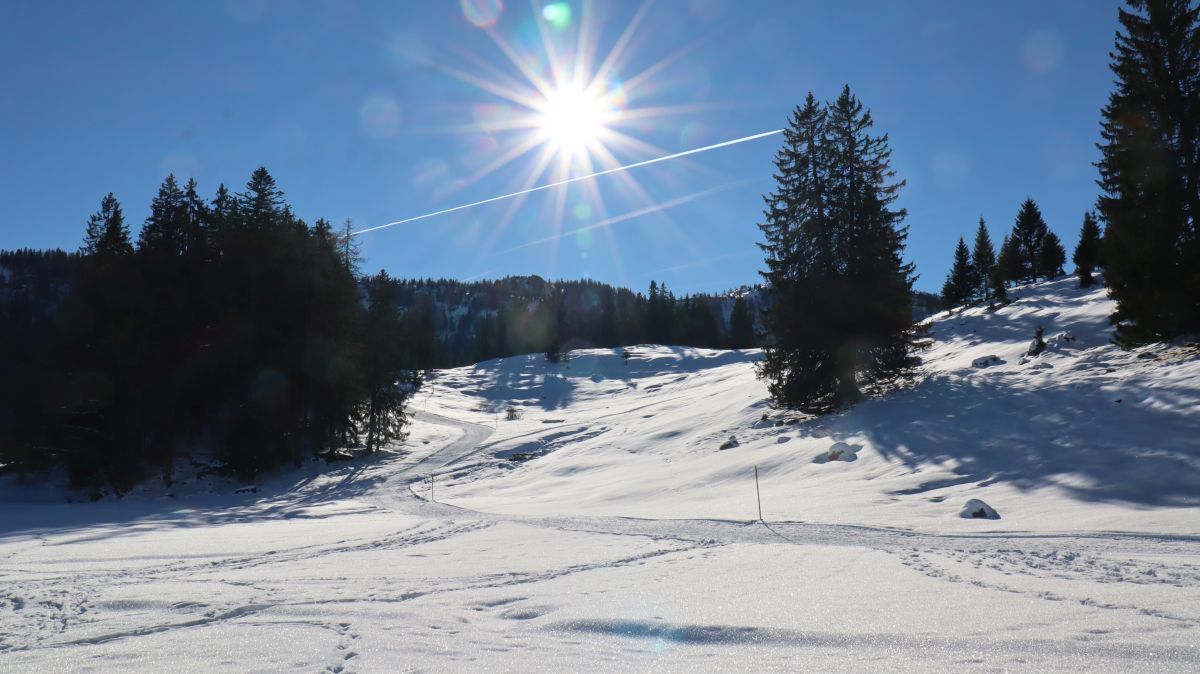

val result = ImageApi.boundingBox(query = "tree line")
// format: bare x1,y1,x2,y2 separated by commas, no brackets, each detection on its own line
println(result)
0,185,766,491
0,170,420,492
354,274,763,370
939,202,1087,310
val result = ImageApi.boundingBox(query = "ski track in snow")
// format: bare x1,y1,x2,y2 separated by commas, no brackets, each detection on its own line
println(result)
2,410,1196,670
2,279,1200,671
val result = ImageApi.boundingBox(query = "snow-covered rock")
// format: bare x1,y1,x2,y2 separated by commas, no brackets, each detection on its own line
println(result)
813,441,861,463
971,355,1003,368
960,498,1000,519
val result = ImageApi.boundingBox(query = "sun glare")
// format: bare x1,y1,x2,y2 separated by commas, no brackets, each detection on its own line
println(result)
434,1,716,273
538,83,611,151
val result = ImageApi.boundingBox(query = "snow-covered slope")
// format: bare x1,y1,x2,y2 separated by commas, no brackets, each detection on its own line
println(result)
424,276,1200,534
2,276,1198,672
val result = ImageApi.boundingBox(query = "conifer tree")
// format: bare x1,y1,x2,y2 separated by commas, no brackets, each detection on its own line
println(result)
360,271,409,453
729,295,756,348
1097,0,1200,343
996,233,1022,288
82,193,132,258
180,178,210,261
1038,231,1067,278
239,167,287,231
757,87,914,410
338,218,363,271
1073,211,1103,288
971,217,996,301
990,264,1009,305
1011,198,1048,282
138,175,186,254
941,237,975,309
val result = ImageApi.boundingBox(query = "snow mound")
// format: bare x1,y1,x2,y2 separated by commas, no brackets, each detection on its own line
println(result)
813,441,861,463
971,355,1003,368
960,499,1000,520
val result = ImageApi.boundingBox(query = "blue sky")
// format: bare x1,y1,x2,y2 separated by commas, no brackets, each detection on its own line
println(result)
1,1,1119,294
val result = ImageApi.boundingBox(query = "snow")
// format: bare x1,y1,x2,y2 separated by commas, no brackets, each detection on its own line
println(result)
2,276,1199,671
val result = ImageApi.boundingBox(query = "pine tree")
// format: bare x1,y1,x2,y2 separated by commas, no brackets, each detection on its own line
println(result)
1011,198,1049,282
996,233,1022,289
359,271,409,453
941,237,975,310
1073,211,1103,288
337,218,363,271
82,193,133,258
1097,0,1200,343
990,264,1009,305
138,175,186,254
646,280,673,344
729,295,756,348
1038,231,1067,278
239,167,287,231
598,289,618,347
757,87,914,410
180,178,210,261
971,217,996,302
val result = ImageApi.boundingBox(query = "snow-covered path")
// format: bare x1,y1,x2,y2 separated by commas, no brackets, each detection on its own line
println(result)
2,408,1199,671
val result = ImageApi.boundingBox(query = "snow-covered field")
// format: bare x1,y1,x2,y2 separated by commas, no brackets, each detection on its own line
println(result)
2,277,1199,671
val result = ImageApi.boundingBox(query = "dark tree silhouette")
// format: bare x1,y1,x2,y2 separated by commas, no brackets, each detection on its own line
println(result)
971,217,996,302
1073,211,1103,288
757,87,915,410
1097,0,1200,344
941,237,976,310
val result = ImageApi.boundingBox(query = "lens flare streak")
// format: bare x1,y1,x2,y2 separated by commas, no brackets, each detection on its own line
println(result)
353,130,780,236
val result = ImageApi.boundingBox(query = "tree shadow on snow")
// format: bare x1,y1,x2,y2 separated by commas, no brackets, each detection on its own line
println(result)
825,369,1200,508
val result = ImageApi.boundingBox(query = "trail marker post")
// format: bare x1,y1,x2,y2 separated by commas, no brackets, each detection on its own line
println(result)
754,465,763,522
429,473,434,502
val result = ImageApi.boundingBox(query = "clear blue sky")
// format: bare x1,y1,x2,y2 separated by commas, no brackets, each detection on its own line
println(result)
0,1,1119,294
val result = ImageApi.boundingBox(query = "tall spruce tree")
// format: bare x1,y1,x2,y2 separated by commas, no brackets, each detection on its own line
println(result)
360,271,409,453
138,175,186,254
757,87,915,410
996,233,1021,288
1073,211,1103,288
1011,198,1049,282
729,295,756,348
971,217,996,301
66,193,140,489
82,193,133,257
941,237,976,310
1038,231,1067,278
1097,0,1200,343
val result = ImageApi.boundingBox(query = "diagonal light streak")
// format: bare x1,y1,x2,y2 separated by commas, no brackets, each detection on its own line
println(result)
487,179,754,256
352,129,781,236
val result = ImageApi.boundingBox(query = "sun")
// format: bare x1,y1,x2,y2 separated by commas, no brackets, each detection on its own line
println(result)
537,82,613,153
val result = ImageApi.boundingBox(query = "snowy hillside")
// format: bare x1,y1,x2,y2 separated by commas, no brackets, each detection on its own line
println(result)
422,276,1200,534
2,276,1199,671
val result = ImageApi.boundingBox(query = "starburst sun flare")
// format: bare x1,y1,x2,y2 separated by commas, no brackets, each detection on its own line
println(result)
421,0,723,270
537,81,614,153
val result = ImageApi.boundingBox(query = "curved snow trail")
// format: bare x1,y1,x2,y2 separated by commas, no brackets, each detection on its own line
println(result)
2,407,1199,671
403,411,1200,553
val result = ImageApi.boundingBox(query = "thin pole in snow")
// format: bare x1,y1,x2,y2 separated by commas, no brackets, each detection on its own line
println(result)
754,465,763,522
429,473,434,502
